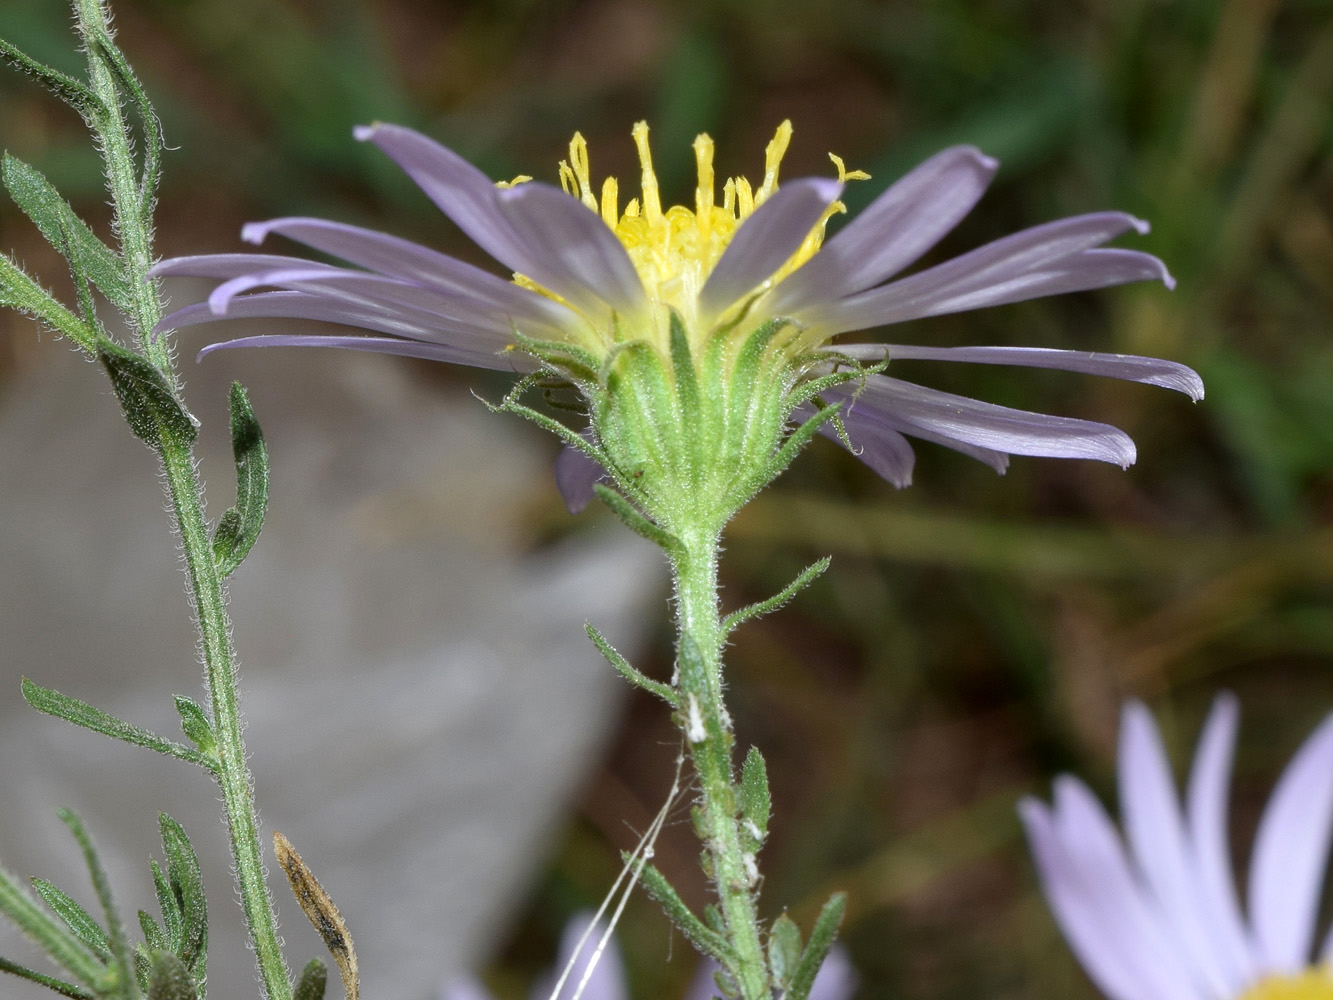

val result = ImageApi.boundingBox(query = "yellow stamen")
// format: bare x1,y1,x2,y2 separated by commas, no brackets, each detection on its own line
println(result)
494,174,532,189
600,176,619,229
1240,970,1333,1000
828,153,871,182
755,119,792,205
631,121,663,224
693,134,715,248
568,133,598,211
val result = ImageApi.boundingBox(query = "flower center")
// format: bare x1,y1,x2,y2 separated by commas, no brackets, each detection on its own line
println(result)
1239,970,1333,1000
509,122,866,354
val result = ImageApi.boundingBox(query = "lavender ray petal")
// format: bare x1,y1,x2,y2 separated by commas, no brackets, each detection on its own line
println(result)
767,146,998,313
354,122,538,277
1247,712,1333,973
555,438,607,514
796,402,916,487
437,975,497,1000
540,913,628,1000
197,333,532,372
496,182,647,317
151,253,344,279
833,376,1136,466
833,344,1204,401
1185,693,1258,987
1119,702,1235,998
240,216,583,328
698,177,843,320
203,267,569,341
1051,777,1205,1000
161,292,519,359
1019,796,1170,1000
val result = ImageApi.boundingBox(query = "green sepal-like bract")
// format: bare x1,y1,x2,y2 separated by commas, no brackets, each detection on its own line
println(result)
152,814,208,997
738,747,770,855
146,952,196,1000
97,339,198,450
766,913,803,992
211,382,269,578
173,697,217,759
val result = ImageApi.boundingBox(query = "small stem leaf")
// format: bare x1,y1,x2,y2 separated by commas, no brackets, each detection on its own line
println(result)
273,833,358,1000
722,557,831,638
97,339,198,449
29,879,111,963
0,254,98,353
593,484,681,553
21,678,216,770
157,814,208,984
149,861,183,956
636,862,735,964
2,154,132,311
87,32,163,211
147,952,197,1000
585,623,678,705
139,911,167,953
738,748,770,854
784,893,847,1000
173,697,217,758
0,38,104,121
212,382,269,577
0,956,94,999
57,809,133,1000
676,634,710,698
293,959,328,1000
766,913,803,991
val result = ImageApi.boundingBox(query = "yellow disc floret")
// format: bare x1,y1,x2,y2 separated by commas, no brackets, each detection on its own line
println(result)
514,121,867,357
1240,970,1333,1000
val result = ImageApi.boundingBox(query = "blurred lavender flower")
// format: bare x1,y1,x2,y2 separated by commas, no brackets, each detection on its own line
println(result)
154,122,1201,511
440,912,857,1000
1021,696,1333,1000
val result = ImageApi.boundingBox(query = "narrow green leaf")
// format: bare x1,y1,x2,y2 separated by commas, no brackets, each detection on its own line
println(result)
173,696,217,758
784,893,847,1000
21,678,216,770
593,484,680,554
722,557,831,637
133,944,152,996
158,815,207,979
0,38,103,120
30,878,111,962
58,809,133,1000
585,623,677,705
293,958,328,1000
139,911,167,953
766,913,802,990
2,154,132,310
149,861,182,956
0,864,108,991
0,956,93,999
88,32,163,211
147,952,196,1000
97,340,198,449
738,747,770,853
0,254,98,352
636,862,735,964
212,382,269,577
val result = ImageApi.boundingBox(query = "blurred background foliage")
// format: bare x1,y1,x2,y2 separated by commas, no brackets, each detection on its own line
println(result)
2,0,1332,998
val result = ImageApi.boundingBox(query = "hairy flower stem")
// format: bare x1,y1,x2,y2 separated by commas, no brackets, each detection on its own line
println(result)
671,524,771,1000
71,2,292,997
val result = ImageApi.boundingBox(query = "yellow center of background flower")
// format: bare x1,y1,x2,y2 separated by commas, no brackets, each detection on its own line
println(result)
1240,970,1333,1000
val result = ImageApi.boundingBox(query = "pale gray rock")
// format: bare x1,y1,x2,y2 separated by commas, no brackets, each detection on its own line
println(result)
0,338,663,1000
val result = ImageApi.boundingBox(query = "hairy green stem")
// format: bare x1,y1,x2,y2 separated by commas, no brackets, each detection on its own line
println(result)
672,524,770,1000
70,2,292,997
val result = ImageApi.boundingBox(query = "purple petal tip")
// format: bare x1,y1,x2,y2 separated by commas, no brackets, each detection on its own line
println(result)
1129,215,1151,236
240,222,268,245
352,123,377,142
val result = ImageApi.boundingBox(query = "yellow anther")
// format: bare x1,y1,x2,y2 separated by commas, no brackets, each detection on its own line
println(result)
722,178,736,215
624,197,641,219
494,174,532,189
755,120,793,205
557,161,576,197
568,133,597,210
693,134,715,246
600,176,619,229
631,121,663,223
828,153,870,182
734,177,755,219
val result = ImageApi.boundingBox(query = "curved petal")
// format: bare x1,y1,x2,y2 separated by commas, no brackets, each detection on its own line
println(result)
767,145,998,313
1247,712,1333,973
801,211,1169,336
832,344,1204,401
151,253,343,279
1185,693,1258,990
354,122,536,277
1119,702,1235,998
196,333,532,372
834,376,1137,466
496,182,647,318
798,403,916,487
239,216,583,329
698,177,843,320
555,437,607,514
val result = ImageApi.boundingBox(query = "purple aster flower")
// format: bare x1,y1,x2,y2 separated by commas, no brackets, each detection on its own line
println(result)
1021,696,1333,1000
439,912,857,1000
153,121,1200,515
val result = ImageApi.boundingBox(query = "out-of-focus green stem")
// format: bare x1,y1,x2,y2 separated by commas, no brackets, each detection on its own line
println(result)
69,2,292,997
